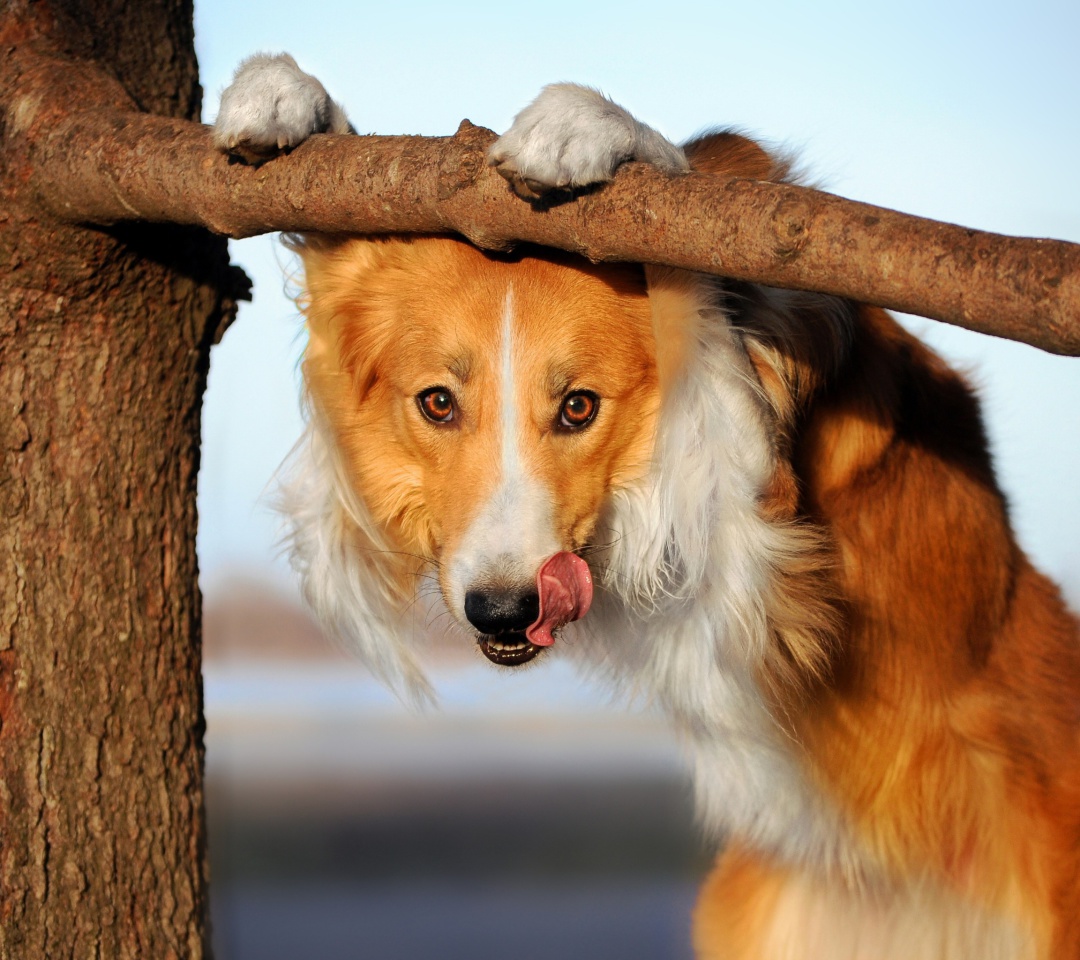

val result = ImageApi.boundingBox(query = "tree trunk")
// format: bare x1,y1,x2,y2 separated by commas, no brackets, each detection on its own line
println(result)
0,2,241,956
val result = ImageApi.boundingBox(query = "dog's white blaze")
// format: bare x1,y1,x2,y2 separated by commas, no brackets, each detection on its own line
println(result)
500,287,522,481
444,286,558,620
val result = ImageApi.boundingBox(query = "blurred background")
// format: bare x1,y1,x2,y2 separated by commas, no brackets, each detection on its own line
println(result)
193,2,1080,957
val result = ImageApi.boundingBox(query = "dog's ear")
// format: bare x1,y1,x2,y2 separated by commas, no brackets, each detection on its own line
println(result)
734,287,854,430
290,236,401,408
607,267,774,606
281,236,439,702
278,416,436,706
600,267,838,701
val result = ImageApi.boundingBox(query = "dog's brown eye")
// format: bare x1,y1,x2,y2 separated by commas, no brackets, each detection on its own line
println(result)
559,391,598,430
418,387,455,423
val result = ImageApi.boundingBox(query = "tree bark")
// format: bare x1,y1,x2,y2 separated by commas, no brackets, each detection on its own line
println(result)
0,3,243,957
0,1,1075,955
16,93,1080,356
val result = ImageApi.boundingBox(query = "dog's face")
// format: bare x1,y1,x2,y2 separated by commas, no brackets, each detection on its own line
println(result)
299,235,661,664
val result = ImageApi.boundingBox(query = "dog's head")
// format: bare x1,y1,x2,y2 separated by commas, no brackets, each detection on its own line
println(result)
282,233,844,704
287,234,665,685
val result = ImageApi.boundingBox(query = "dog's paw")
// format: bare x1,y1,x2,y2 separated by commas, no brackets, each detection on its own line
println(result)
213,53,351,164
488,83,689,199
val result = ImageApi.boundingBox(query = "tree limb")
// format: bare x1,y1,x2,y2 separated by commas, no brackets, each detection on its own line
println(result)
13,61,1080,355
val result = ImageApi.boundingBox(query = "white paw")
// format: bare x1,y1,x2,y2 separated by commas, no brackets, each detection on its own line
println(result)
212,53,351,163
488,83,688,198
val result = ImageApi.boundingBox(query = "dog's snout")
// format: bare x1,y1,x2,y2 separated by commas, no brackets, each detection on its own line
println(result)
464,588,540,635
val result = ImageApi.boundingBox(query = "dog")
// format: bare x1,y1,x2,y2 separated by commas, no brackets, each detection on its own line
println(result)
215,54,1080,959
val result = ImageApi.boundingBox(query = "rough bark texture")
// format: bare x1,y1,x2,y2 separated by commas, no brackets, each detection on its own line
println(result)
19,104,1080,355
0,2,243,957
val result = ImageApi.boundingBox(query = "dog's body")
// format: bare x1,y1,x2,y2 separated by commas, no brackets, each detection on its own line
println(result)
216,56,1080,958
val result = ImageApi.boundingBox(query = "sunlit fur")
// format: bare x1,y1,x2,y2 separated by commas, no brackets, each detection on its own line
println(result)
279,133,1080,959
284,236,661,694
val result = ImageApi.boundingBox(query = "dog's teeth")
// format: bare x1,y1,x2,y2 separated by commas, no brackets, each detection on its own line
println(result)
485,636,528,652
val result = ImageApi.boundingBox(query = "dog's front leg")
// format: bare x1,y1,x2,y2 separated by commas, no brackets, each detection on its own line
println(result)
213,53,352,164
487,83,689,199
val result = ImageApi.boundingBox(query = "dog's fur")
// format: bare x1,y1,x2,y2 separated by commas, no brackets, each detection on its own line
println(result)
217,56,1080,959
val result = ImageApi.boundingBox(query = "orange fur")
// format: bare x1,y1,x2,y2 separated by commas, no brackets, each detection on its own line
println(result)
291,134,1080,959
298,235,660,603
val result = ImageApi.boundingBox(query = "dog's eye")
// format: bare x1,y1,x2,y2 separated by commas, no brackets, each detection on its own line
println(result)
559,391,599,430
417,387,455,423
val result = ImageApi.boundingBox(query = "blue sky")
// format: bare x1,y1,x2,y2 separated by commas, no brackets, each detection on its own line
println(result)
193,0,1080,606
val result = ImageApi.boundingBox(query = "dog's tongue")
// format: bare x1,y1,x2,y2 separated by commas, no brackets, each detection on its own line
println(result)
526,552,593,647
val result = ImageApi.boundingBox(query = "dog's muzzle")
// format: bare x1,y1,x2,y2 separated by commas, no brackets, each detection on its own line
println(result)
464,587,544,666
464,553,594,667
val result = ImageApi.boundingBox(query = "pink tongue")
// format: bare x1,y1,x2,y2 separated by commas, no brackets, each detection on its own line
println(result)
525,552,593,647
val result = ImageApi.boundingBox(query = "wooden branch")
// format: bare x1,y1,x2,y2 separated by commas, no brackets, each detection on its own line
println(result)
14,70,1080,355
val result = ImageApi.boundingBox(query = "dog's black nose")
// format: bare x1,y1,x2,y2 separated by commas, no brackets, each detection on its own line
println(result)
464,588,540,635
